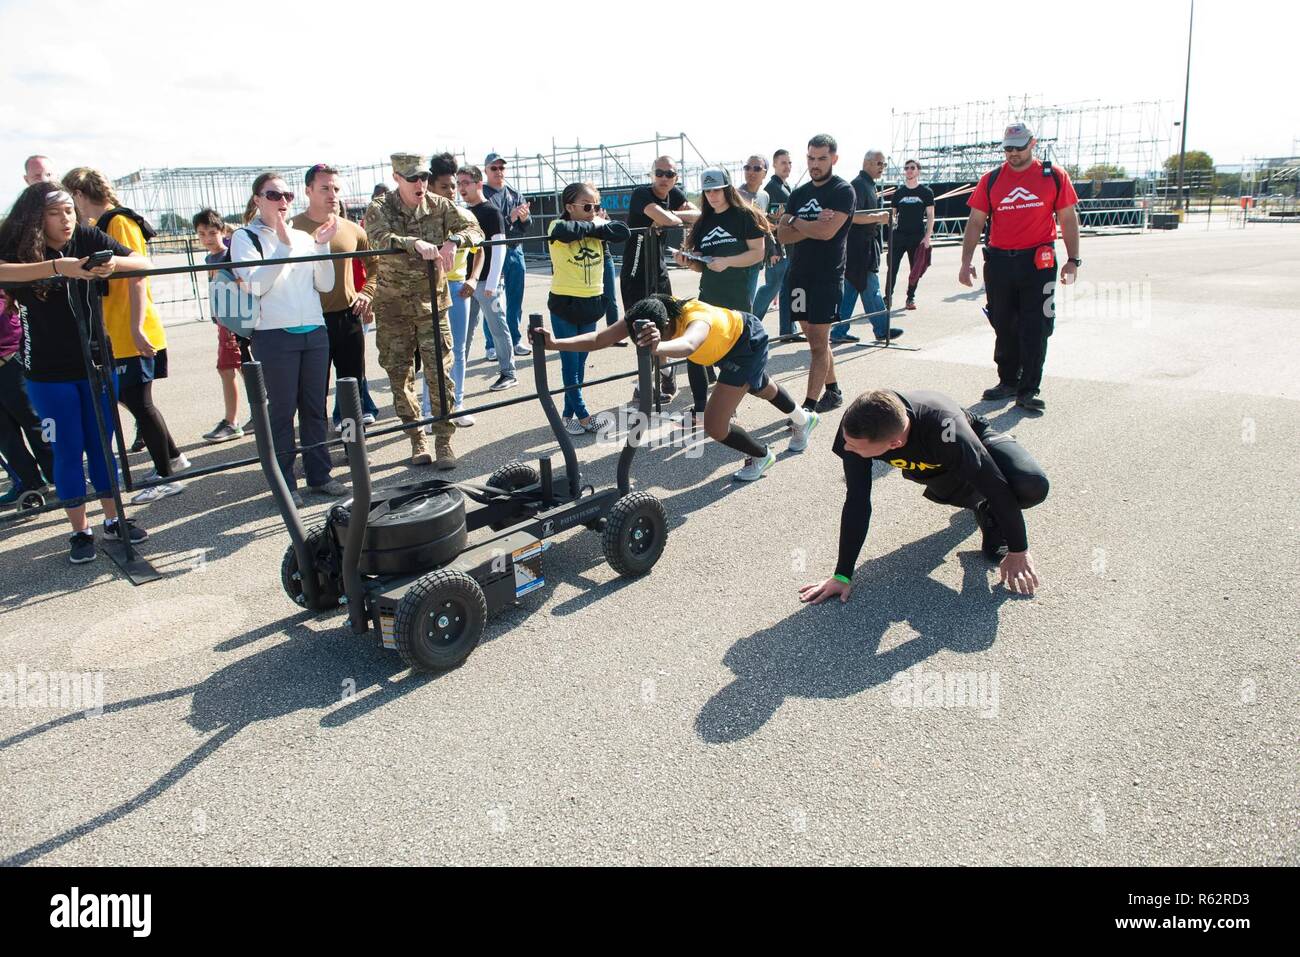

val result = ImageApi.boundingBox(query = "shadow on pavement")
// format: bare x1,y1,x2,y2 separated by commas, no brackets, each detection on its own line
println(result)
695,514,1011,745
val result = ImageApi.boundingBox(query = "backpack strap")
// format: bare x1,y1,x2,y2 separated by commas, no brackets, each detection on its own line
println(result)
981,166,1002,245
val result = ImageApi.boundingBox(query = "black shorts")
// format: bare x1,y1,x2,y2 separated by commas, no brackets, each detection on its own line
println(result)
713,313,769,391
113,348,168,389
781,275,843,325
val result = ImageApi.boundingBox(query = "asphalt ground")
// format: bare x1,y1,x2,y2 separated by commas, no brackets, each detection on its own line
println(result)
1,224,1296,865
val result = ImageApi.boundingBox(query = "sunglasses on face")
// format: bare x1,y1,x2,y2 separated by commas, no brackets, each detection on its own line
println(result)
653,169,677,179
261,189,294,202
568,202,601,212
400,172,430,183
488,165,506,173
1003,145,1029,153
743,164,766,172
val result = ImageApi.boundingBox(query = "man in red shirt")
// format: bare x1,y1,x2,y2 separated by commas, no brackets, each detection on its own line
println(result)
959,123,1080,413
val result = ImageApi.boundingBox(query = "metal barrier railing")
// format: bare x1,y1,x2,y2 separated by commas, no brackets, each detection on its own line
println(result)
0,221,901,533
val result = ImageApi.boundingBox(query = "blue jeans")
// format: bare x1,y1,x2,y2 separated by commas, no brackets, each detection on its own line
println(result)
840,272,889,338
425,281,477,414
483,245,525,353
602,252,619,325
753,257,792,336
550,313,594,420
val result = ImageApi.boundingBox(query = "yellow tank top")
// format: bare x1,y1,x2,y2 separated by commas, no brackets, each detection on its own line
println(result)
547,219,605,298
448,238,471,282
674,299,744,366
99,212,165,358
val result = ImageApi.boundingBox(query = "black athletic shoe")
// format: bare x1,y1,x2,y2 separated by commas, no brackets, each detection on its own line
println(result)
815,389,844,413
1017,393,1046,413
69,531,96,564
786,334,808,343
973,502,1008,561
103,517,148,544
659,372,678,397
129,433,146,453
872,328,904,342
982,382,1019,401
830,331,860,343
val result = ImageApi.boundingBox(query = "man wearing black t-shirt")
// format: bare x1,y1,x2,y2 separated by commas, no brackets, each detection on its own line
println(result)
776,134,856,414
798,389,1049,604
619,155,699,397
887,159,935,309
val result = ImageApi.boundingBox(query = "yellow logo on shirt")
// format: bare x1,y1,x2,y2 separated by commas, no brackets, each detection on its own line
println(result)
887,458,941,471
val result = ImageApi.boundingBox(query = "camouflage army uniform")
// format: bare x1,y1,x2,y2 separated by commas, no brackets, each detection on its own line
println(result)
365,155,484,463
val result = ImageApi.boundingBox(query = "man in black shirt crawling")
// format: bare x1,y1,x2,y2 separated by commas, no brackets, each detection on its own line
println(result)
800,389,1049,602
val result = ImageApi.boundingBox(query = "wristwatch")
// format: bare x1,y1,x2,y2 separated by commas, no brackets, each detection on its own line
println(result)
1068,257,1082,267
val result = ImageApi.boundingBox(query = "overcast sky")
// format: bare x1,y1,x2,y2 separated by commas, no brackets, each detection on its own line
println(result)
2,0,1295,211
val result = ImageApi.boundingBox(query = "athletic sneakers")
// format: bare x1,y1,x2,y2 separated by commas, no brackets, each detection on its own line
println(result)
290,489,305,509
982,382,1018,401
243,417,256,433
69,531,96,564
564,416,587,436
203,419,244,443
142,454,191,483
489,374,518,392
905,299,917,311
1017,393,1046,413
513,342,532,357
451,406,476,427
973,501,1008,560
815,389,843,413
830,331,861,343
486,348,497,362
362,412,376,426
103,517,148,544
128,433,146,453
131,481,184,504
733,447,776,482
788,410,821,452
871,328,904,342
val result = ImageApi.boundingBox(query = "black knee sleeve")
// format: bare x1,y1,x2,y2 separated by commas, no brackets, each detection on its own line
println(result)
767,380,796,415
719,423,767,458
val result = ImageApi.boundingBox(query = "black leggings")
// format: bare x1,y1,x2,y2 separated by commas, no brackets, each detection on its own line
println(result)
886,234,923,302
119,381,179,476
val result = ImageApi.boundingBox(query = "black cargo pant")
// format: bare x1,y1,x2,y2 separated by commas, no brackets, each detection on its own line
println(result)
0,356,54,490
982,246,1056,397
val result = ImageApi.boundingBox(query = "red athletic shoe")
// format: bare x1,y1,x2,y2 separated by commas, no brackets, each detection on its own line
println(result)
905,300,917,311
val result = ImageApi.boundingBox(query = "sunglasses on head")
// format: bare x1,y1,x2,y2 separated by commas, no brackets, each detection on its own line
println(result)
743,164,766,172
400,172,430,183
261,189,294,203
653,169,677,179
568,202,601,212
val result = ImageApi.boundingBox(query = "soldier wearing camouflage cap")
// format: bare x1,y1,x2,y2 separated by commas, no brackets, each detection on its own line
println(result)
365,152,484,467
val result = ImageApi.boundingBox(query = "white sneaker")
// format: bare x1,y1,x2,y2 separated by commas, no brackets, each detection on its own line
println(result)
451,406,476,427
733,447,775,481
787,410,821,453
564,416,586,436
362,413,376,426
486,348,497,362
513,342,532,356
131,481,184,504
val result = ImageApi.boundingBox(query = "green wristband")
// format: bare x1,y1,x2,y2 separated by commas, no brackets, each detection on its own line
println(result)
833,574,852,585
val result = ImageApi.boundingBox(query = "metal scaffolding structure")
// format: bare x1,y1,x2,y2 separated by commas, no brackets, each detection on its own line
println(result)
112,132,730,237
889,96,1173,185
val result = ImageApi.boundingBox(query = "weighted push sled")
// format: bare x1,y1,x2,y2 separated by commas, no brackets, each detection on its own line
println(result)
244,312,668,672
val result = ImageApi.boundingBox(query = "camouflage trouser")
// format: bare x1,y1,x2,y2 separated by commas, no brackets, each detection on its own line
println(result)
375,307,455,439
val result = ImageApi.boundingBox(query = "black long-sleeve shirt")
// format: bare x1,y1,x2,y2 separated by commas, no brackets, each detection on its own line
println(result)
546,219,630,245
832,391,1029,578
